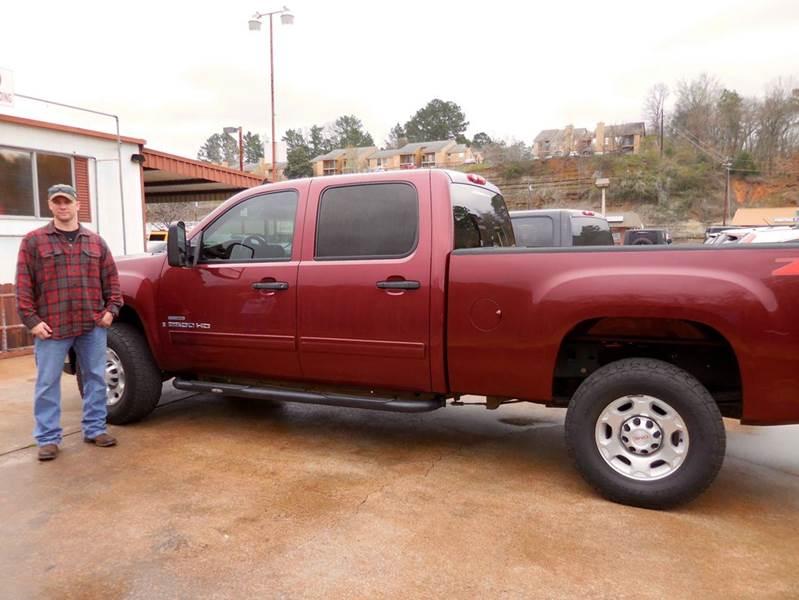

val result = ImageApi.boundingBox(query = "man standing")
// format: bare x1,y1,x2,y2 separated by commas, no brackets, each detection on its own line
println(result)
16,184,123,461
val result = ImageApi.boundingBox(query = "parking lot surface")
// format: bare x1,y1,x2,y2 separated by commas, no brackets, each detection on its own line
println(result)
1,354,798,599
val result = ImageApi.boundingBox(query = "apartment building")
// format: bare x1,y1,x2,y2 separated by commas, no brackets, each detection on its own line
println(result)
532,122,645,158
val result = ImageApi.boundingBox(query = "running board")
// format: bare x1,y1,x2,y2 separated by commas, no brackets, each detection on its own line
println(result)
172,379,444,413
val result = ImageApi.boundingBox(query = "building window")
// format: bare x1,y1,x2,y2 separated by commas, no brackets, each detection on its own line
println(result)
323,159,337,176
421,152,435,167
400,154,414,166
0,147,74,218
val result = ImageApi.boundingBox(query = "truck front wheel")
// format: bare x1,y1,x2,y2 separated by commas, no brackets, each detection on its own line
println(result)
565,358,725,509
77,323,162,425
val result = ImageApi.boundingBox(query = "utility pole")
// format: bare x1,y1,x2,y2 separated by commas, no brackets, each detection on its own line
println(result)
723,161,732,226
659,111,664,158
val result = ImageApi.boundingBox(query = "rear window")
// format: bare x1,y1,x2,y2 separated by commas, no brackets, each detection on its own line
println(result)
512,216,555,247
571,216,613,246
450,184,515,249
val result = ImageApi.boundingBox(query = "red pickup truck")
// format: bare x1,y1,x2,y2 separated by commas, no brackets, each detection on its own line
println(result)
74,169,799,509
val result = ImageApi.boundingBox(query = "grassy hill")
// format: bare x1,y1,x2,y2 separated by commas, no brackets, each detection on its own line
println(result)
465,138,799,241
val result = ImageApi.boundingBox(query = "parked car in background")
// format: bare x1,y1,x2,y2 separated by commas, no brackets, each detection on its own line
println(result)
740,226,799,244
706,227,755,245
146,230,168,252
510,209,614,247
624,228,672,245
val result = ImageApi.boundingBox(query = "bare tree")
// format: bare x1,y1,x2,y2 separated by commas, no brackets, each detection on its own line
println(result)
753,79,799,172
671,73,721,145
644,83,669,135
146,202,191,230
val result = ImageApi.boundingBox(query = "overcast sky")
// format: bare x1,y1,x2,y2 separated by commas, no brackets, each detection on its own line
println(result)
1,0,797,159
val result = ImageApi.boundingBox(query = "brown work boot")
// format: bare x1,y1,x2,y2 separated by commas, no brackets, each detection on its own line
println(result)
38,444,59,461
83,433,117,447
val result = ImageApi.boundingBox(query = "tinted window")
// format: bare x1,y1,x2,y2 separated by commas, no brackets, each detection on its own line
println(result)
36,154,73,217
0,149,33,216
571,216,614,246
200,190,297,262
450,184,515,249
315,183,418,259
512,216,555,247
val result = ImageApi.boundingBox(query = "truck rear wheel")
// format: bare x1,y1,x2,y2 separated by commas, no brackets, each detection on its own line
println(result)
77,323,162,425
565,358,725,509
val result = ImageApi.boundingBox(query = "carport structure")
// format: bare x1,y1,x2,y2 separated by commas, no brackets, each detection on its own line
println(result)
141,148,264,207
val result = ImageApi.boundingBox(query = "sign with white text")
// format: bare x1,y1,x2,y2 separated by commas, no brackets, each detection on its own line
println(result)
0,67,14,106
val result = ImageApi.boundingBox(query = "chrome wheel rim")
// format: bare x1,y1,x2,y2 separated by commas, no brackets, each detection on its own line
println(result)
595,395,689,481
105,348,125,407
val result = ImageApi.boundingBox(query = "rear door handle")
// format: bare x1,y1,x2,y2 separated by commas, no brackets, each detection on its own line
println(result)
376,280,421,290
252,281,289,290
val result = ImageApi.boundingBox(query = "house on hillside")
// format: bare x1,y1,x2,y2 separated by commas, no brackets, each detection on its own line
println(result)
311,146,377,176
317,140,481,175
368,148,401,171
532,122,646,158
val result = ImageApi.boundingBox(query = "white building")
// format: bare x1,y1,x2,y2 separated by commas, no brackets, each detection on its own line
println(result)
0,113,147,285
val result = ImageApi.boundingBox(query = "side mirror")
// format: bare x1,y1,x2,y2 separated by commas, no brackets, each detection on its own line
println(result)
167,221,187,267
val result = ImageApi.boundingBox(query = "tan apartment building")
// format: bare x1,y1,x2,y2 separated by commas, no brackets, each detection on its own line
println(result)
311,146,377,176
313,140,483,176
532,122,645,158
368,148,402,171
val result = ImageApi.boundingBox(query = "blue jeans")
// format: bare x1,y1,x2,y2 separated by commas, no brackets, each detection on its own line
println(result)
33,326,108,446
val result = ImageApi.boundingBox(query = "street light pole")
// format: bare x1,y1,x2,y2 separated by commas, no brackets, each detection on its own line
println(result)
249,7,293,183
223,126,244,172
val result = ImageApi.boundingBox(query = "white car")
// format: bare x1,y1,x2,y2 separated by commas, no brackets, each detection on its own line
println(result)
739,227,799,244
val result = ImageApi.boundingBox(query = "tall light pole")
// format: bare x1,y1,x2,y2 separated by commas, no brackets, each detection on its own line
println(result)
223,126,244,172
249,6,293,183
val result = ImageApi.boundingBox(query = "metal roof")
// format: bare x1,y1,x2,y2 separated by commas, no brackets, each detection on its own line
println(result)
0,113,146,145
142,148,263,203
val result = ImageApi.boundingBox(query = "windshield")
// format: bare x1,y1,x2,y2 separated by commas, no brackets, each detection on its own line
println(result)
450,183,515,249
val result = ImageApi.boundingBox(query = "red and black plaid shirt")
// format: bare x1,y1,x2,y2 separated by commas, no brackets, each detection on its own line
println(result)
15,221,123,340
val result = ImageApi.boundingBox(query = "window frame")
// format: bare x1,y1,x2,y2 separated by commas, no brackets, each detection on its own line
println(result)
197,189,299,265
313,181,420,262
0,144,75,220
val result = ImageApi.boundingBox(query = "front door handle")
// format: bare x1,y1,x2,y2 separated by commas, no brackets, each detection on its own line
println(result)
252,281,289,290
376,280,421,290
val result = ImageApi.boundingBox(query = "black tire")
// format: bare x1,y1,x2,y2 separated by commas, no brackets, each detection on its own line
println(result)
565,358,725,509
77,323,162,425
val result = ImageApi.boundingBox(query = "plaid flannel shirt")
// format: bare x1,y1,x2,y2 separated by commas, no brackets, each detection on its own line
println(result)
15,221,123,340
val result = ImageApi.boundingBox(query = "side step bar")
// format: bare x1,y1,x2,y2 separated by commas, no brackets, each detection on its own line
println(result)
173,379,444,413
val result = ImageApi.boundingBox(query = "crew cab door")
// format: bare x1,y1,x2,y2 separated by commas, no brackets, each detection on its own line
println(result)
297,174,432,391
156,188,304,379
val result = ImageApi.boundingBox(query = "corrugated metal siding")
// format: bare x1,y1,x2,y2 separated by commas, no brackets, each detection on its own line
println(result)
75,157,91,223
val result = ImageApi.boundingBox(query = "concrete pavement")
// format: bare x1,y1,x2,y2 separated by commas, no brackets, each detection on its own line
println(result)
1,354,798,599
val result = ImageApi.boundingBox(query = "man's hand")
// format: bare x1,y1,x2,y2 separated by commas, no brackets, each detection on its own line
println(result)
31,322,52,340
98,311,114,328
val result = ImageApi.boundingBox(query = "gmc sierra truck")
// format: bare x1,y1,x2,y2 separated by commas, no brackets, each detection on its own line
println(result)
71,169,799,509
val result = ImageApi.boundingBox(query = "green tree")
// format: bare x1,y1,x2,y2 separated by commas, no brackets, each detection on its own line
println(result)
716,89,744,156
471,132,493,148
282,128,308,153
283,146,313,179
404,99,469,143
309,125,334,157
331,115,374,148
243,131,265,164
197,133,226,163
385,122,407,149
197,130,249,166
